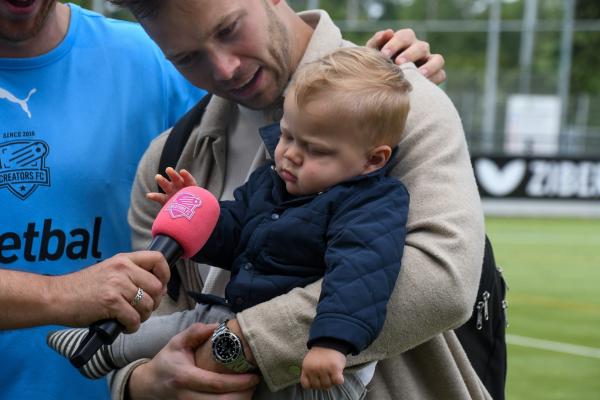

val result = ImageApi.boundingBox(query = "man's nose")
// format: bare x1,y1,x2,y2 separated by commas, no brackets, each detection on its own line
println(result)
210,51,240,82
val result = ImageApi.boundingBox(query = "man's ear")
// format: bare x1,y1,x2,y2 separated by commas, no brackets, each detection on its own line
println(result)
363,145,392,174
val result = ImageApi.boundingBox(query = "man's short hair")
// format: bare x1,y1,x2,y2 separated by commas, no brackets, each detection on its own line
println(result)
290,47,412,147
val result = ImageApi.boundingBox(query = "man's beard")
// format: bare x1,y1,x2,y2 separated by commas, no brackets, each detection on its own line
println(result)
242,0,292,111
0,0,56,43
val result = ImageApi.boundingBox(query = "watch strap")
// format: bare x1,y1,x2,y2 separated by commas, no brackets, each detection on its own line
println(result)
212,320,257,373
226,350,258,373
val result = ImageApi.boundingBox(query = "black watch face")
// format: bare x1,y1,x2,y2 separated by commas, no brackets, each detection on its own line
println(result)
213,332,242,363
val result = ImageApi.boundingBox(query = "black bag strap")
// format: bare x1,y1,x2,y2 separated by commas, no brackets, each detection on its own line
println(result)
157,94,212,301
455,234,507,400
157,93,213,193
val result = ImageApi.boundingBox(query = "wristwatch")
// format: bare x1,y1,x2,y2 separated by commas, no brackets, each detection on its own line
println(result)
211,320,257,373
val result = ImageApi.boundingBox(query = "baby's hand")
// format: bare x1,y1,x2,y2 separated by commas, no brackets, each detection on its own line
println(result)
300,347,346,390
146,167,199,206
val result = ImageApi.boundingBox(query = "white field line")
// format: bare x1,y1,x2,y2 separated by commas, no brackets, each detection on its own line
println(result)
490,233,600,246
507,334,600,359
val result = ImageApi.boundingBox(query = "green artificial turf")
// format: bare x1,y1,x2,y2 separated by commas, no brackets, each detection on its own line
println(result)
485,217,600,400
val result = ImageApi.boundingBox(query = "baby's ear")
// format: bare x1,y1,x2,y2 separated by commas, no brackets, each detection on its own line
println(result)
363,145,392,174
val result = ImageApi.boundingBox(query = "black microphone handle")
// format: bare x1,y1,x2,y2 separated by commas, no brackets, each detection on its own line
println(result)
147,234,185,267
70,235,183,369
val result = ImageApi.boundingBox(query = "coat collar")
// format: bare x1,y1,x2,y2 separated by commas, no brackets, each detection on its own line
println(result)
258,122,281,158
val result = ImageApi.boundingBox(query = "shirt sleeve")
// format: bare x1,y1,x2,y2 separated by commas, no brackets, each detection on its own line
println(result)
307,181,409,354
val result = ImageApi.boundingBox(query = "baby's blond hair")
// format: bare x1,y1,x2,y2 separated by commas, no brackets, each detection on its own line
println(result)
289,47,412,147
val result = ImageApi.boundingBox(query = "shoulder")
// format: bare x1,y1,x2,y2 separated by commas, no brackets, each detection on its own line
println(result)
137,129,171,173
329,176,409,213
246,163,275,188
360,177,409,208
325,178,409,238
381,175,409,195
75,7,163,59
77,6,145,37
400,63,461,123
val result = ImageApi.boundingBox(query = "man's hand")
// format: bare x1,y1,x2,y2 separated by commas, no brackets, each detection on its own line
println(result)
128,323,260,400
53,251,170,332
366,28,446,84
300,347,346,390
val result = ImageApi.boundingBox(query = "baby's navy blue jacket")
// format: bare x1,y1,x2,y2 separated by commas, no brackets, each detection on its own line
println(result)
193,123,409,354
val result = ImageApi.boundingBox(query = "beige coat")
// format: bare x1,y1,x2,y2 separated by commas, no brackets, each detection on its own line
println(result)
110,10,490,400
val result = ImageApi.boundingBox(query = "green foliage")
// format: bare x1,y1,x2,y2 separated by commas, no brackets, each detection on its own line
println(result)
64,0,134,21
576,0,600,19
572,0,600,93
571,32,600,94
67,0,92,9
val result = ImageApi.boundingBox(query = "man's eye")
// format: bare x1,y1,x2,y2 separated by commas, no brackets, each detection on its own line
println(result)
176,53,198,67
218,21,238,39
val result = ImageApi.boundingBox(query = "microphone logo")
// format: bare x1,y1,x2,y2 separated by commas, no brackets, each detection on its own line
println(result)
166,192,202,220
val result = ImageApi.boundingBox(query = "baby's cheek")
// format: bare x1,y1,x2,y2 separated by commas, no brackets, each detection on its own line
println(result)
303,166,323,184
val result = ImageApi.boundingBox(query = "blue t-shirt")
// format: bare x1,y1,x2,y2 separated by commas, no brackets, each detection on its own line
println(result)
0,4,205,400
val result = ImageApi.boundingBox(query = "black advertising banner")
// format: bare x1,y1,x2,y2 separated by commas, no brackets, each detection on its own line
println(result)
472,155,600,200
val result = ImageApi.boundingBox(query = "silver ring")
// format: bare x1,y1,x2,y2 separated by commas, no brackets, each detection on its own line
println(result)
131,287,144,306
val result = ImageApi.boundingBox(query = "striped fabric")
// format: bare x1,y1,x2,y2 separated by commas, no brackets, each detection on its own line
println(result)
47,328,116,379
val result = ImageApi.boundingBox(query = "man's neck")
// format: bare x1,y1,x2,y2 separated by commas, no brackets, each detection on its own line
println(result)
0,2,70,58
286,9,314,81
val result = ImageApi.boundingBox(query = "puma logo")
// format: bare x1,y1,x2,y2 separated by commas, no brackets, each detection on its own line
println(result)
0,87,37,119
475,158,527,196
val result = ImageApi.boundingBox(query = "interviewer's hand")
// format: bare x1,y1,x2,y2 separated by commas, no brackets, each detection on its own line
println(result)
128,323,260,400
366,28,447,84
54,251,170,332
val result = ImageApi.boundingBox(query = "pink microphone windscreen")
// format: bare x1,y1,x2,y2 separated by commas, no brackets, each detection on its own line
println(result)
151,186,220,258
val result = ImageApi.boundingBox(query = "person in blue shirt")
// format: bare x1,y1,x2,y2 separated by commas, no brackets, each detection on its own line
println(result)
49,46,412,399
0,1,207,399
